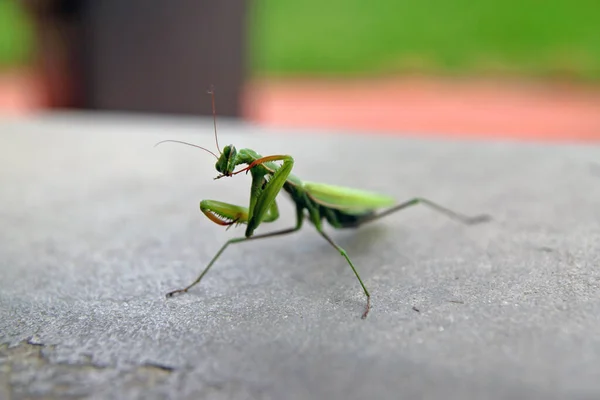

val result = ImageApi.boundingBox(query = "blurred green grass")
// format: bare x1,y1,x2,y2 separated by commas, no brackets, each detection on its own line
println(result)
1,0,599,80
249,0,600,80
0,1,34,68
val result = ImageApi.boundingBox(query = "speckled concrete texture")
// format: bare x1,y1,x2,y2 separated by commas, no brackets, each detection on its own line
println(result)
1,113,599,399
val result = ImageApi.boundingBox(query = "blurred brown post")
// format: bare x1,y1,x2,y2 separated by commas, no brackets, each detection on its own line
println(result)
24,0,249,117
23,0,84,109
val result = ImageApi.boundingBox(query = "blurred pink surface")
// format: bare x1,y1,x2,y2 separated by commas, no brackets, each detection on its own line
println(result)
0,70,45,115
2,70,599,142
244,77,600,142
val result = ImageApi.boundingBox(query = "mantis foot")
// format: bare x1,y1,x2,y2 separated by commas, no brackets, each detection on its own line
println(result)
361,296,371,319
465,214,493,225
166,288,188,298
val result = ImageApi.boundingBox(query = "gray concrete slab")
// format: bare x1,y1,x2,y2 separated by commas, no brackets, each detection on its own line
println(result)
1,113,599,399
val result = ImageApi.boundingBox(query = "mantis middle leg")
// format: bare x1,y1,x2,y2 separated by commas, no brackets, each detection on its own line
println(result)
167,156,297,298
166,204,305,298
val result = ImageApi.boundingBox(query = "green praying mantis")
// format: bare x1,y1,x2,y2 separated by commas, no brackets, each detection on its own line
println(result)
158,88,491,319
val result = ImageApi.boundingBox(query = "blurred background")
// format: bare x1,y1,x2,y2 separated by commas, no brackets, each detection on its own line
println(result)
1,0,599,141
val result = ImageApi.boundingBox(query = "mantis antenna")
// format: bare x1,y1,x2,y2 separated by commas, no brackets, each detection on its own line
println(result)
207,85,221,155
154,140,219,160
154,84,224,160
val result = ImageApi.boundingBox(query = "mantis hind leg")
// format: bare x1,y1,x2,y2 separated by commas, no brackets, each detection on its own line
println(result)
311,211,371,319
352,197,491,227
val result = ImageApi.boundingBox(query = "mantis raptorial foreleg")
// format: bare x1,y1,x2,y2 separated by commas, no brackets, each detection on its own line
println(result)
200,198,280,227
244,155,294,237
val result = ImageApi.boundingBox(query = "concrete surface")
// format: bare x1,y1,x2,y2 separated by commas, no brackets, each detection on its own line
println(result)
1,113,599,399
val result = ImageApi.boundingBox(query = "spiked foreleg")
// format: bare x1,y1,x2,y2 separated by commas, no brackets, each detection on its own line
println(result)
200,198,280,227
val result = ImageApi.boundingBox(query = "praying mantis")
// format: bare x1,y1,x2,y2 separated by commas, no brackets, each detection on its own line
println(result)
158,88,491,319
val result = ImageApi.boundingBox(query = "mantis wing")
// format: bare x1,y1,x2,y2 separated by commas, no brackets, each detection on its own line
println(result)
303,181,396,213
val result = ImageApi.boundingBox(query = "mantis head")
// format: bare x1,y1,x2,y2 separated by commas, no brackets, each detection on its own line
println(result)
215,145,238,177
